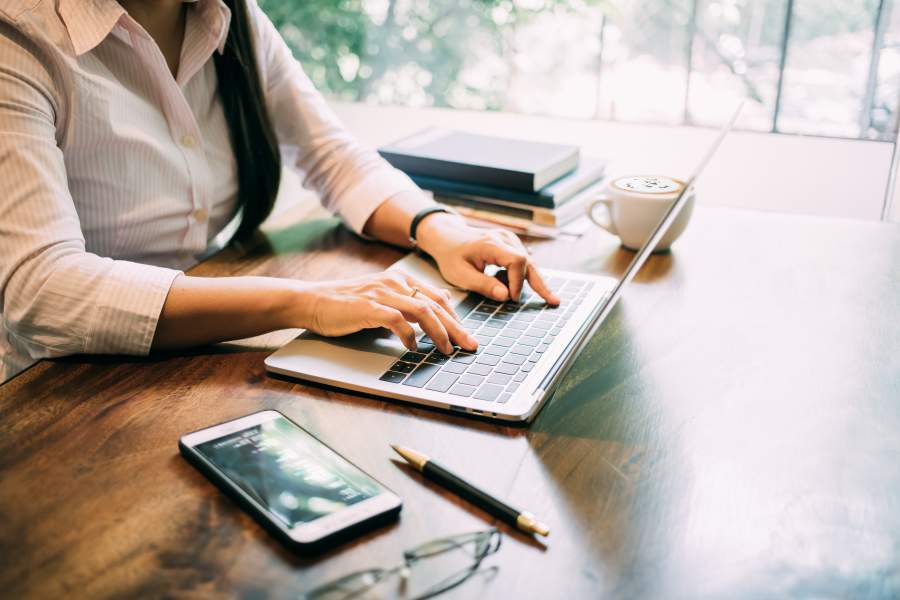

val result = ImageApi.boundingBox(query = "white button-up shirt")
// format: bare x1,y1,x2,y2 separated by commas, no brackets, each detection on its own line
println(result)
0,0,419,382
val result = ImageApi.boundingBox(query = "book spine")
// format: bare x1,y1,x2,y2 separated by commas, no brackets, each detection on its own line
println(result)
379,152,537,192
408,175,556,209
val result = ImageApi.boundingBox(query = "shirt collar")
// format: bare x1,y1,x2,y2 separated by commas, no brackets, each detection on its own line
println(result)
58,0,126,56
58,0,230,57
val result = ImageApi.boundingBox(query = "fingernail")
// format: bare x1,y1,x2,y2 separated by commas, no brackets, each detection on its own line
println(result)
492,284,507,301
466,334,478,349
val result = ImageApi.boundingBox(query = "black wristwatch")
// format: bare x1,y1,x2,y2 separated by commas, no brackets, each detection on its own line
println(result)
409,206,455,247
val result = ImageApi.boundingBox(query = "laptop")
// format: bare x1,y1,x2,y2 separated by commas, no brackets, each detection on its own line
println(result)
266,106,741,423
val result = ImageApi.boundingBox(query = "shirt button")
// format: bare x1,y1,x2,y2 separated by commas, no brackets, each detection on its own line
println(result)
181,134,197,148
192,207,209,223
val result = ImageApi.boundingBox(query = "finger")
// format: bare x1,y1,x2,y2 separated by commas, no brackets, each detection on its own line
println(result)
378,291,455,354
426,296,478,351
523,262,560,305
479,243,529,302
410,281,460,322
366,304,417,351
452,263,510,302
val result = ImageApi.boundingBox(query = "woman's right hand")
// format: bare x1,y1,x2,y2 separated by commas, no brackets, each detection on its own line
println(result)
295,271,478,355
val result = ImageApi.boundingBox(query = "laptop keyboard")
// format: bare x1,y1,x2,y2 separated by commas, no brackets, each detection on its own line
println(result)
378,277,593,404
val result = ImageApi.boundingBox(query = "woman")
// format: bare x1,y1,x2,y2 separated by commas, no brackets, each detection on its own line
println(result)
0,0,559,383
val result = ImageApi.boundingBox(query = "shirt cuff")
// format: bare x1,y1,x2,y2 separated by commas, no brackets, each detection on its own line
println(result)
84,261,182,356
337,166,421,235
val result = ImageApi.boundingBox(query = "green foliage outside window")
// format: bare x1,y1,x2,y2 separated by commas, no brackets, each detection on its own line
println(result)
260,0,606,110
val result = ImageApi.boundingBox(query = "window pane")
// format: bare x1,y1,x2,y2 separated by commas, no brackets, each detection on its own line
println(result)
261,0,900,143
777,0,881,138
686,0,788,131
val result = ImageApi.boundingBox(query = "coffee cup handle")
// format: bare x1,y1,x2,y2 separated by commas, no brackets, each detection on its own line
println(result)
587,195,617,235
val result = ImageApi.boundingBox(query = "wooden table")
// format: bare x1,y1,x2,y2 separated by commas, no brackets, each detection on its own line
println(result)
1,206,899,599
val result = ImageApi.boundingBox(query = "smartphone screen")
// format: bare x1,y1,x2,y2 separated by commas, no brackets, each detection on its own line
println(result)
193,415,385,528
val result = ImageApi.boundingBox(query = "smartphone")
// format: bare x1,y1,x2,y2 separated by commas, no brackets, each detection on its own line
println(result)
179,410,402,552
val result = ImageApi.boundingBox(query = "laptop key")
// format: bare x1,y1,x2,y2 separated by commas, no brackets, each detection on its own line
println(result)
402,363,441,388
454,294,481,320
479,326,503,337
469,312,489,321
506,382,520,392
483,344,507,356
487,373,511,386
450,383,477,397
467,363,493,376
505,320,529,330
498,393,512,404
509,344,532,356
426,373,458,392
441,361,467,374
417,342,436,353
451,352,476,364
425,354,449,365
524,328,548,339
493,336,516,347
474,335,493,346
401,352,427,363
495,362,518,375
513,372,527,382
529,320,552,330
379,371,407,383
502,353,527,366
535,343,550,353
475,354,500,366
474,384,504,401
519,336,542,347
390,361,417,373
521,362,534,373
459,374,485,387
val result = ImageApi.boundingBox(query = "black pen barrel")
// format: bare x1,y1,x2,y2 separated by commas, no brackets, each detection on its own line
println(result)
423,461,520,525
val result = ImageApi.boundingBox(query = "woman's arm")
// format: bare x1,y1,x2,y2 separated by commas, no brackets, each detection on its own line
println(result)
246,4,558,306
0,25,182,367
152,272,477,355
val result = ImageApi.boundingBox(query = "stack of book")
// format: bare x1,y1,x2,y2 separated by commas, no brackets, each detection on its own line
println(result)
378,129,606,238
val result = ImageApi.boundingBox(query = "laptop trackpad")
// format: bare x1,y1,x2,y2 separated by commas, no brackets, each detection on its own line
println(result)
296,328,406,357
265,326,407,382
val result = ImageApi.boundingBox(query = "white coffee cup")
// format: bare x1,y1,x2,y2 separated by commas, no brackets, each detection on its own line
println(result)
586,175,695,252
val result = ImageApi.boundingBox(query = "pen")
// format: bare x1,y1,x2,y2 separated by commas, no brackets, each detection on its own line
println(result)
391,444,550,537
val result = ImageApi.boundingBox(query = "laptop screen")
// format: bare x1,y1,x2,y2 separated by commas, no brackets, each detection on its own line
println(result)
537,103,743,393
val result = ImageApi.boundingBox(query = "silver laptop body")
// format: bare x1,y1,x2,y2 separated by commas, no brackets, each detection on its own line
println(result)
266,107,740,423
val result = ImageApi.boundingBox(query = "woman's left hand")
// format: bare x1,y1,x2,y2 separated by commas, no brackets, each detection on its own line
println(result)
416,212,560,305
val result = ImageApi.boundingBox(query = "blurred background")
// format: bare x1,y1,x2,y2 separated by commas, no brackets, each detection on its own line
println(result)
259,0,899,142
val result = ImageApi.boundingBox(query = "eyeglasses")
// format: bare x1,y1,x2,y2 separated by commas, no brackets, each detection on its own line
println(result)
304,528,503,600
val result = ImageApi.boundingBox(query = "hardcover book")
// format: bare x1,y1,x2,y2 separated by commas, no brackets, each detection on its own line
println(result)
379,128,581,192
409,157,607,209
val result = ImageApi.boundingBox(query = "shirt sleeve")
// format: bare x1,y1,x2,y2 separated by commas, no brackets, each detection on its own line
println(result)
247,1,422,235
0,25,181,363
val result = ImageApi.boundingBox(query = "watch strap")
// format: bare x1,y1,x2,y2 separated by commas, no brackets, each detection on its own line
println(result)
409,206,453,245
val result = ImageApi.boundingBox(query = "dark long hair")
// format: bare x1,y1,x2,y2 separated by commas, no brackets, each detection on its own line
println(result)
213,0,281,243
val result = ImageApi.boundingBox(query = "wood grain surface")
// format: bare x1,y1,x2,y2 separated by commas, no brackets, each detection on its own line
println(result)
1,207,898,599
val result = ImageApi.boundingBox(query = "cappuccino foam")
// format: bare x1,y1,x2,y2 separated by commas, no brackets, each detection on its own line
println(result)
614,176,683,195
